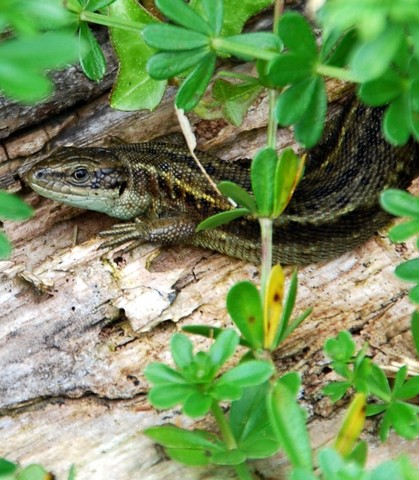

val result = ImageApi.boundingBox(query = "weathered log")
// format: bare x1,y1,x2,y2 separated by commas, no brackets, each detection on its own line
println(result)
0,28,418,480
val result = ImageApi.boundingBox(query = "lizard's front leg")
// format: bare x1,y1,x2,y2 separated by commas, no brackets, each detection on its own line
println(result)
99,216,198,252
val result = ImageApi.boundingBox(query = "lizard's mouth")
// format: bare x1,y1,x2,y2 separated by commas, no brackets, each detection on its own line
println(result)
26,165,121,214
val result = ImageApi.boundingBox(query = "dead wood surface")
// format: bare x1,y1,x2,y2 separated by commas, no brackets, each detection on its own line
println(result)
0,63,419,479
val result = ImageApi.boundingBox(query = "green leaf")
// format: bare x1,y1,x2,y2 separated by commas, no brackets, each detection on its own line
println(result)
148,384,195,408
322,29,357,67
0,458,17,475
219,0,274,37
212,80,263,127
211,382,243,401
67,464,76,480
110,0,166,111
370,461,403,480
317,449,345,477
209,329,239,367
0,0,74,34
226,281,264,349
218,181,256,212
278,12,317,60
275,77,317,126
267,54,314,87
324,331,356,362
380,189,419,218
273,148,305,217
79,23,106,81
196,208,250,231
0,32,79,103
383,96,411,145
251,147,277,216
323,381,352,402
143,24,210,51
211,449,247,465
166,447,211,466
230,383,280,458
367,363,391,400
155,0,212,35
0,191,33,220
147,47,210,80
395,258,419,282
347,440,368,467
183,391,212,417
222,33,281,56
18,464,49,480
171,333,194,369
412,311,419,356
408,283,419,304
350,25,403,81
358,70,404,106
393,365,408,395
200,0,223,36
396,375,419,400
280,307,312,346
410,78,419,112
388,220,419,243
144,362,186,385
387,402,419,439
144,425,222,450
217,360,274,388
86,0,117,10
294,76,327,148
289,468,317,480
0,233,12,260
267,374,312,470
175,53,216,111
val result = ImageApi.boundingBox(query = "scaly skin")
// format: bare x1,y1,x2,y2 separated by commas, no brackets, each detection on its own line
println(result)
25,101,419,264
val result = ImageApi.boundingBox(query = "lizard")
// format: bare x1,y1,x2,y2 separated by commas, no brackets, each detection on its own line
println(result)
25,100,419,265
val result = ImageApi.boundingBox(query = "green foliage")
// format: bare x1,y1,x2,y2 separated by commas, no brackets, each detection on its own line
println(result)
267,373,313,470
324,332,419,442
197,147,304,231
108,0,166,110
0,191,34,259
0,0,79,102
269,13,327,147
145,329,274,416
0,457,75,480
211,80,263,126
380,189,419,303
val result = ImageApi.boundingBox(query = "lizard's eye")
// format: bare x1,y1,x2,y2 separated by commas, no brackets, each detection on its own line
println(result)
72,168,89,181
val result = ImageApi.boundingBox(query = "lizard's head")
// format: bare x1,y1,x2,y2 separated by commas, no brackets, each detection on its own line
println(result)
26,147,128,215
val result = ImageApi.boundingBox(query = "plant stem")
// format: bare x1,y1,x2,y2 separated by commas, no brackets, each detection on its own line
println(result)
211,401,237,449
217,70,261,85
259,218,273,302
316,64,361,83
211,403,254,479
212,38,277,62
79,10,146,32
267,89,278,150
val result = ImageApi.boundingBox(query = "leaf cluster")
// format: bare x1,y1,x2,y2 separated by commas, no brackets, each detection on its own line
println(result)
324,331,419,442
0,0,79,102
0,458,75,480
145,329,274,417
197,147,304,232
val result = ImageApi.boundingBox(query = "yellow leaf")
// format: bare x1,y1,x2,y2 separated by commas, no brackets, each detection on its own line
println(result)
264,264,285,349
273,150,306,217
334,393,366,457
